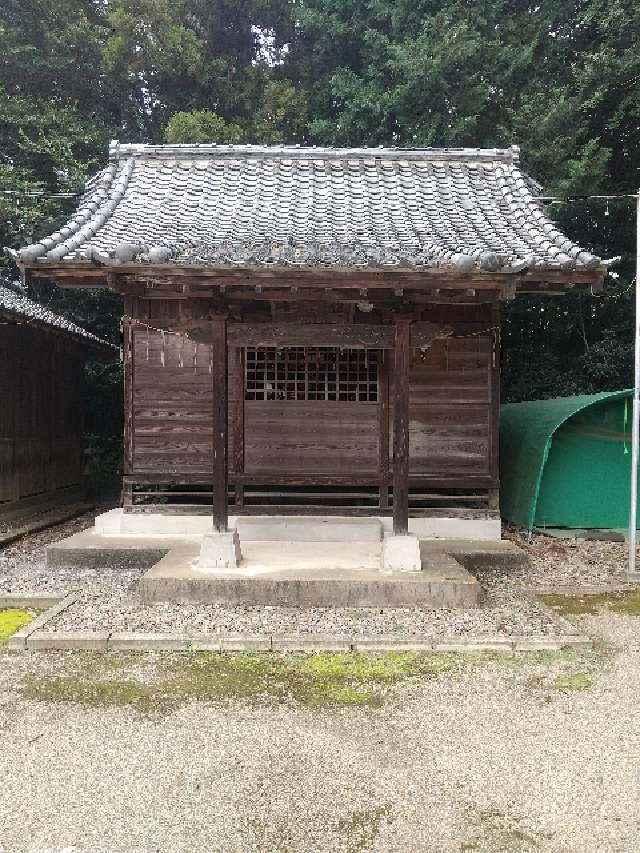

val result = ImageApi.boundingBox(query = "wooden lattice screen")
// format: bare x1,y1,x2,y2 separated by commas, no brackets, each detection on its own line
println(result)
244,347,379,402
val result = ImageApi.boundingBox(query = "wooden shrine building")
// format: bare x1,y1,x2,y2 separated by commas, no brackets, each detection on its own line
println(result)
14,142,607,545
0,280,111,521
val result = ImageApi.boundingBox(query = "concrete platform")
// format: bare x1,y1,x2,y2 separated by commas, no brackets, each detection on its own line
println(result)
138,542,480,608
47,531,188,569
45,515,526,608
47,529,491,608
94,508,501,541
235,516,384,542
420,538,528,570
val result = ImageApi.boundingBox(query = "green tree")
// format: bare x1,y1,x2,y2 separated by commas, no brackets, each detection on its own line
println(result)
289,0,640,399
164,110,244,143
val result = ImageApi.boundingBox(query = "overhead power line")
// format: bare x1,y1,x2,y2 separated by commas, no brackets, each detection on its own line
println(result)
0,188,639,202
0,189,80,199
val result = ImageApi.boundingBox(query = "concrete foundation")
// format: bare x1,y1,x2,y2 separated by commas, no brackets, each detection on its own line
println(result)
138,543,481,608
93,509,501,542
196,530,242,571
381,534,422,572
46,510,523,609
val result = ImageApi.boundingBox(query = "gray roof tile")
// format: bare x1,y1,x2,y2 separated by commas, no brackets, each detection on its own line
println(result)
16,142,603,273
0,282,110,346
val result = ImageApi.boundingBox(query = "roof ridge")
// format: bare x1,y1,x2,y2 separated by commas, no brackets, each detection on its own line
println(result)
108,140,521,163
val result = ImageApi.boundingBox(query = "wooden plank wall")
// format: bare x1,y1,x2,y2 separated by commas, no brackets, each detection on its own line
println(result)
244,400,379,475
409,336,492,477
131,330,215,474
0,323,85,505
127,300,498,491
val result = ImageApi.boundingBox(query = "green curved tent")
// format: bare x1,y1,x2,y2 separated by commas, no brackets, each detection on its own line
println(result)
500,390,638,531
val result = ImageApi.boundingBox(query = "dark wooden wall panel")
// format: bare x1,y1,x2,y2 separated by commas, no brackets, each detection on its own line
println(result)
409,337,492,477
0,324,86,505
128,304,499,492
244,400,379,475
132,331,215,474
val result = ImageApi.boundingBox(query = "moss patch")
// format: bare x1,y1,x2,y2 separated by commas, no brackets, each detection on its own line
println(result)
540,590,640,617
0,609,33,645
20,647,598,716
21,650,485,715
463,807,551,851
337,805,392,851
550,672,592,691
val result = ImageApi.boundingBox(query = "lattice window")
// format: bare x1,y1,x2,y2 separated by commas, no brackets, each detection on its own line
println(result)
245,347,379,402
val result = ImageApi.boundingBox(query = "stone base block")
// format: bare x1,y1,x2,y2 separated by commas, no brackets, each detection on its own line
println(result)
382,534,422,573
196,530,242,571
92,509,501,542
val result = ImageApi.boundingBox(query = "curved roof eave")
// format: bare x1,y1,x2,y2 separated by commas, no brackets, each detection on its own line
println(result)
11,141,605,277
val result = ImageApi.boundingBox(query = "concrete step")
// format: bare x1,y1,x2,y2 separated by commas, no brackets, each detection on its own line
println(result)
138,544,481,608
235,516,383,543
241,540,382,571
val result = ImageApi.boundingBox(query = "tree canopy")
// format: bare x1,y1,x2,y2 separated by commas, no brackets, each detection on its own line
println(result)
1,0,638,404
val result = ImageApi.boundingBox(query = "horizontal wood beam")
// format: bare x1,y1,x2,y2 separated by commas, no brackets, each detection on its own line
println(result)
164,321,452,349
228,323,394,348
123,473,499,488
24,260,607,293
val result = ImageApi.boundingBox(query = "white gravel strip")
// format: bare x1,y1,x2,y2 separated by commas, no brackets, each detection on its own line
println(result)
2,516,634,641
45,586,566,637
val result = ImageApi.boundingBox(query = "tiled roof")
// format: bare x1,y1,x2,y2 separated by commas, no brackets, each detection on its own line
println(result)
0,282,110,347
15,142,603,274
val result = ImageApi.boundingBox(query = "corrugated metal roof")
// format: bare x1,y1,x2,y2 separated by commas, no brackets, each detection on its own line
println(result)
0,283,110,347
15,141,603,273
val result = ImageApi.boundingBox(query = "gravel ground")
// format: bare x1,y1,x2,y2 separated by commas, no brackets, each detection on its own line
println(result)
498,528,633,589
0,515,632,638
0,607,639,852
0,510,139,596
0,514,590,638
1,518,639,850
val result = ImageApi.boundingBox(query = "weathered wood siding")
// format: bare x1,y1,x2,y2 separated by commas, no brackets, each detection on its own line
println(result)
409,336,493,477
130,330,214,474
0,324,86,505
127,298,498,496
244,400,379,475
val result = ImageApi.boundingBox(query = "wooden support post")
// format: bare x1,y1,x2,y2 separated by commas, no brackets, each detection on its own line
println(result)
392,319,411,534
122,298,135,510
210,314,228,532
378,350,390,509
231,346,245,508
489,300,501,506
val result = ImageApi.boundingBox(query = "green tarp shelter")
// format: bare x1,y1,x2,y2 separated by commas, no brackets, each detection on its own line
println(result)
500,390,638,531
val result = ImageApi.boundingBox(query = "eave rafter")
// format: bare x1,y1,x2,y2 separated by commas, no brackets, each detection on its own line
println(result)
21,261,606,301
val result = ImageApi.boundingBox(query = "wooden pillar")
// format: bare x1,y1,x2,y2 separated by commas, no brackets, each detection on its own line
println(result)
392,318,411,534
488,299,501,511
231,346,245,508
122,297,135,510
378,349,390,509
210,314,228,532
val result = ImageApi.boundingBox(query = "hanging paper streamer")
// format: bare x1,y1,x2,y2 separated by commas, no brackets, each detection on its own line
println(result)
193,341,198,373
179,334,184,369
145,326,150,362
160,330,165,367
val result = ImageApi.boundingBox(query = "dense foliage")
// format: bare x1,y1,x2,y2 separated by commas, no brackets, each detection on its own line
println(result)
0,0,638,474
